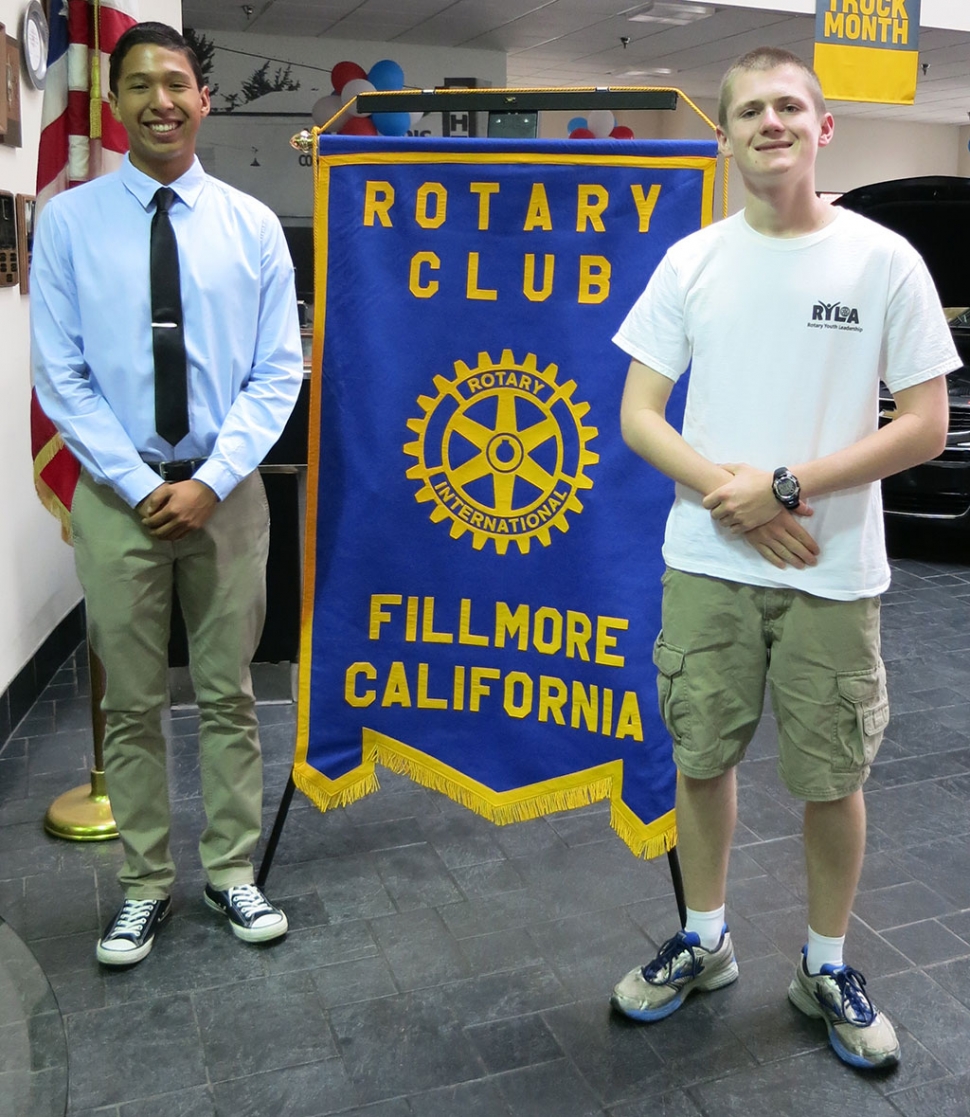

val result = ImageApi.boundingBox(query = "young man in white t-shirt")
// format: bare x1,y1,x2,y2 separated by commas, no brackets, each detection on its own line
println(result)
609,47,959,1070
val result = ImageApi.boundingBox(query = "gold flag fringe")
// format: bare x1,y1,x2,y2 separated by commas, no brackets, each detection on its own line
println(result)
32,435,74,545
294,729,677,861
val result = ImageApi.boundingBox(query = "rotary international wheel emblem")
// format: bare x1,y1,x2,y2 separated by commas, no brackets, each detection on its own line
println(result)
404,350,599,554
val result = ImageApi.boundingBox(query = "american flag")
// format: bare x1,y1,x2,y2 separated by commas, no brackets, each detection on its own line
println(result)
32,0,139,541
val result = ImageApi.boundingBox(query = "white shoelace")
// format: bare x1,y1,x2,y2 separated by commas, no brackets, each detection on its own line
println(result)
110,899,158,937
226,884,274,918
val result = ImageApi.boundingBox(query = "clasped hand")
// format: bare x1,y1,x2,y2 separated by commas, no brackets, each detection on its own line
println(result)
703,463,811,531
703,464,819,570
137,480,218,541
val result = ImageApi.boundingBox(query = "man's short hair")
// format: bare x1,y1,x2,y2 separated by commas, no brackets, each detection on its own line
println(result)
717,47,826,127
109,22,204,95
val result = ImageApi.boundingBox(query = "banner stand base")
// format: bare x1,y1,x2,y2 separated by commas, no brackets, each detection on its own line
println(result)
256,769,687,928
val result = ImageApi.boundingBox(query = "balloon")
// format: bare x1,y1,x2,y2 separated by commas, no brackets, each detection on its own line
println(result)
569,127,595,139
567,116,587,133
587,109,615,138
311,94,342,127
368,59,405,91
610,125,635,140
339,115,379,136
330,60,367,95
341,78,376,114
372,111,412,136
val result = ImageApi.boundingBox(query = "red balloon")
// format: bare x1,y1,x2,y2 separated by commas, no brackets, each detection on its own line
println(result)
331,60,368,95
569,127,595,139
610,125,635,139
339,115,379,136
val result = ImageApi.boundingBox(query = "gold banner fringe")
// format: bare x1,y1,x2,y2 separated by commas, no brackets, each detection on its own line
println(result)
295,729,678,860
611,810,677,861
293,764,380,812
380,746,614,825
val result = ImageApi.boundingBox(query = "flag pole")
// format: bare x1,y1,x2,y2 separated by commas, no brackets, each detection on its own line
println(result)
44,641,119,840
37,0,139,839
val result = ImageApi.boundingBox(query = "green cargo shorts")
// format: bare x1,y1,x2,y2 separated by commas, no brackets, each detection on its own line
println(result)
653,569,888,802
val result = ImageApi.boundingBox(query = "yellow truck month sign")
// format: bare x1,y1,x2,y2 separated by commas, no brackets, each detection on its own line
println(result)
815,0,921,104
296,135,717,858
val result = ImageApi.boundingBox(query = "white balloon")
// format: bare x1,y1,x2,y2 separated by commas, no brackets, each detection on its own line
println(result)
311,94,342,127
588,109,615,138
341,78,376,115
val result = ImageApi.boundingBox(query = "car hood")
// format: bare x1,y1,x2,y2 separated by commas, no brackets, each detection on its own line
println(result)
834,176,970,308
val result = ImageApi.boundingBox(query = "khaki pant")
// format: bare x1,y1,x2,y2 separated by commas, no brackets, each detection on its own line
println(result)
654,569,888,801
72,470,270,898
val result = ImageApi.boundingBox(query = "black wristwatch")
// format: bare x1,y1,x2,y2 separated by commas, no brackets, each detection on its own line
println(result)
771,467,801,510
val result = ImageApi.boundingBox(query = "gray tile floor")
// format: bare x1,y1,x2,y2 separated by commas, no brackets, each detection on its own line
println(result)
2,528,970,1117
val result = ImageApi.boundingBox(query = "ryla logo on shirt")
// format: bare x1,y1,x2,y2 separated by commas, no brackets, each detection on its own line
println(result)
405,349,599,554
808,300,863,332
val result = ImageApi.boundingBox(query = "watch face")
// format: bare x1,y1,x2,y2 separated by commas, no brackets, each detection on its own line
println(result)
776,476,798,499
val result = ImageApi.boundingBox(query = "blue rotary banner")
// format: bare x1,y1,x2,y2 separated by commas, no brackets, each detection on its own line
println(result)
295,135,717,858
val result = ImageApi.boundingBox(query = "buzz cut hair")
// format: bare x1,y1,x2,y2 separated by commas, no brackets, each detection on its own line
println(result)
717,47,826,128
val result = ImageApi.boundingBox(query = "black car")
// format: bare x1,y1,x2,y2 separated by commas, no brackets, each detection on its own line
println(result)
834,176,970,528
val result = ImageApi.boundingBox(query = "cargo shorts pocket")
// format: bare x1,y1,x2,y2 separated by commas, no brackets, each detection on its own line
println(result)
653,635,690,746
832,662,889,772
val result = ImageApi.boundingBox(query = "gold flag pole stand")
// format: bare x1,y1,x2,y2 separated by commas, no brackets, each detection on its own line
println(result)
44,643,119,841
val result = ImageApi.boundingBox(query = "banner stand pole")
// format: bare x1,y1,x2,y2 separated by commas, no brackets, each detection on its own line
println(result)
256,771,296,889
666,847,687,929
258,769,688,929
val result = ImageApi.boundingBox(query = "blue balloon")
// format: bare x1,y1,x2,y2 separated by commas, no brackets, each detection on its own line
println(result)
372,111,412,137
568,116,587,132
368,59,405,91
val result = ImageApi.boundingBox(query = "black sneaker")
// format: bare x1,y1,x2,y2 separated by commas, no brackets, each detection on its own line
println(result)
96,896,171,966
204,883,288,943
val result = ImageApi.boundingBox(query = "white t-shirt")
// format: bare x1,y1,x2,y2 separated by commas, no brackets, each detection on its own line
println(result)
613,208,960,601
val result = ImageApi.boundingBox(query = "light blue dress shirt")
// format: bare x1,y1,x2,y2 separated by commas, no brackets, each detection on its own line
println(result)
31,155,304,507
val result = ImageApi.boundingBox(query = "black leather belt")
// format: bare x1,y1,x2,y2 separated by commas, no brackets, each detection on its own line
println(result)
145,457,208,483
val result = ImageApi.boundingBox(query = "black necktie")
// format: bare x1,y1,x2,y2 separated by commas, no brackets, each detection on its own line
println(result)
150,186,189,446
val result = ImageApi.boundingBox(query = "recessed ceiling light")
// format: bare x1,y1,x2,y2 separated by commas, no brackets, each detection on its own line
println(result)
629,3,716,25
620,67,677,76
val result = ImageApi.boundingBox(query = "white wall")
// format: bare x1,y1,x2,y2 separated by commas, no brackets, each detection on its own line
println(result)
0,0,181,697
958,127,970,177
818,116,961,194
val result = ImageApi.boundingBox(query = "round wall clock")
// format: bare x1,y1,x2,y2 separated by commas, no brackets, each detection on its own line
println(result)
22,1,49,90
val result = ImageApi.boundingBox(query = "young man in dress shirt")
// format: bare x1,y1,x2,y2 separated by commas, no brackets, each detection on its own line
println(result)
609,47,959,1069
31,23,304,965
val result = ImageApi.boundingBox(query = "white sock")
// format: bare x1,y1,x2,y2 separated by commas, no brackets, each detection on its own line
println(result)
685,905,726,950
806,926,845,974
